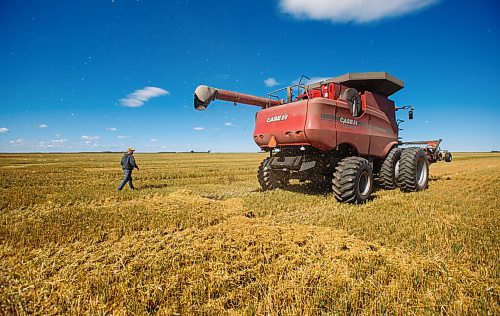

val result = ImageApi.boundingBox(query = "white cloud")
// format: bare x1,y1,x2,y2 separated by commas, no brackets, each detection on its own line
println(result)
51,139,67,143
107,127,118,131
224,122,234,127
264,77,280,87
9,139,24,144
193,127,205,131
38,124,48,128
150,138,158,142
120,86,169,107
117,135,130,139
280,0,438,23
39,139,68,148
81,135,100,140
0,127,9,133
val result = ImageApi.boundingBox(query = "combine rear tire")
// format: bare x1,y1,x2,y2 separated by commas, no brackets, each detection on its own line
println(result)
397,148,429,192
257,158,287,191
379,147,402,190
332,157,373,204
445,152,452,162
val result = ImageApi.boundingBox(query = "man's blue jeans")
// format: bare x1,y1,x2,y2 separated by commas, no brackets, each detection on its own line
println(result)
118,169,135,190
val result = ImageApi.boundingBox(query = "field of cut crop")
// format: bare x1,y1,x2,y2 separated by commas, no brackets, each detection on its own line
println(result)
0,152,498,315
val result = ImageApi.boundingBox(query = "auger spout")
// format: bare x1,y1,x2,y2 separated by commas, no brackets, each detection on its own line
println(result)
194,85,281,110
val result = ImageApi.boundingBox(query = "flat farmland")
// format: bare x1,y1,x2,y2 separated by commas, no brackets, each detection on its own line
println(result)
0,152,498,315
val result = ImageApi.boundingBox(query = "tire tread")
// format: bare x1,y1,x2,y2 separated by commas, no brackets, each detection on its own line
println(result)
332,156,373,204
397,147,429,192
379,147,402,190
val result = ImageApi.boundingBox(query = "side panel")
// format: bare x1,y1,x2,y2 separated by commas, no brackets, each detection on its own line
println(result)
365,92,398,158
335,99,370,155
253,100,308,148
303,98,337,150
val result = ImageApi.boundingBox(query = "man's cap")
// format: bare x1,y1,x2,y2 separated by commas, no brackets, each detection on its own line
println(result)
128,147,135,152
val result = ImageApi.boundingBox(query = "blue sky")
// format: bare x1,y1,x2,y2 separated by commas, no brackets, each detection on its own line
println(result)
1,0,499,152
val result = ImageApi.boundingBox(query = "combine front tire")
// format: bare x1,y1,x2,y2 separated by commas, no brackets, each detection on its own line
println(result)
332,157,373,204
379,147,402,190
397,148,429,192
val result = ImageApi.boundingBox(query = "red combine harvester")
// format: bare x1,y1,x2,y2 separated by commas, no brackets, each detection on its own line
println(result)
194,72,451,203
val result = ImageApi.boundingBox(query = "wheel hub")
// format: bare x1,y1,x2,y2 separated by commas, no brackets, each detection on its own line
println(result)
358,171,371,196
416,157,428,187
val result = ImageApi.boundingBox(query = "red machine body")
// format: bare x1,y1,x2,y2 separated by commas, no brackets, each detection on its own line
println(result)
253,88,398,158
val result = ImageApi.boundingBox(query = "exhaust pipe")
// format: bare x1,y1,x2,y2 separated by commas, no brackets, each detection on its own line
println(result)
194,85,281,111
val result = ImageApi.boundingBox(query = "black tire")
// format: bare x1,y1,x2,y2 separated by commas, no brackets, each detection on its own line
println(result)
340,88,362,117
379,147,402,190
257,158,287,190
444,152,452,162
332,157,373,204
397,148,429,192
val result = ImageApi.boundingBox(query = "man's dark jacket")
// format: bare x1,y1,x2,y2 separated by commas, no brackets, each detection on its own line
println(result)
121,154,138,170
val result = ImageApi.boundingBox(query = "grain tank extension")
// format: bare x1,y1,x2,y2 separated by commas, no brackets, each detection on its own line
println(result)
194,72,449,203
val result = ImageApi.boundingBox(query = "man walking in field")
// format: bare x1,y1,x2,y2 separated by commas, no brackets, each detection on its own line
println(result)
118,147,139,191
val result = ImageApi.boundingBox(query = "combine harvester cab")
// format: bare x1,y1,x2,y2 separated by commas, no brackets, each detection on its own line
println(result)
194,72,450,204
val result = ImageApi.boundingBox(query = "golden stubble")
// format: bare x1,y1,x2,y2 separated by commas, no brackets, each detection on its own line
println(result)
0,152,498,315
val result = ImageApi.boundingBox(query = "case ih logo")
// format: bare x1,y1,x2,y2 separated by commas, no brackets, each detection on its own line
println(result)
266,114,288,123
339,117,359,126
